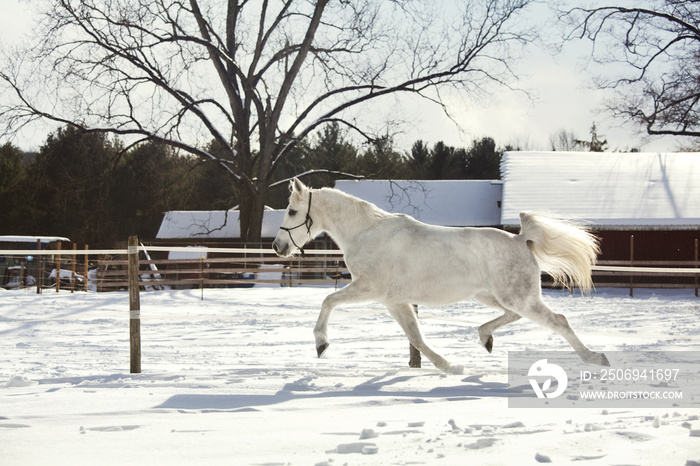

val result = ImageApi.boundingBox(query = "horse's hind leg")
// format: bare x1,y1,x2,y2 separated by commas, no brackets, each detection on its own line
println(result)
475,293,521,353
478,311,521,353
515,298,609,367
387,303,464,375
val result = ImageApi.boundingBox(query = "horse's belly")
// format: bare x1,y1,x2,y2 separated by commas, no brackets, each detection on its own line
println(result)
383,269,482,306
345,229,496,305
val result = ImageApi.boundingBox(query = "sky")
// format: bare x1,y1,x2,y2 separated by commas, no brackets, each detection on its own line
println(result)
0,0,690,154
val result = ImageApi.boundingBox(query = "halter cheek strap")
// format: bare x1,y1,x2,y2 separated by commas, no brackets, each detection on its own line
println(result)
280,192,313,256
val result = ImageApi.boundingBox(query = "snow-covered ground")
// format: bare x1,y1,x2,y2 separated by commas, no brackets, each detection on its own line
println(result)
1,286,699,465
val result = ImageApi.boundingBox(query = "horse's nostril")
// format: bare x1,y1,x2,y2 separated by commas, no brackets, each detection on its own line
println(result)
272,242,280,253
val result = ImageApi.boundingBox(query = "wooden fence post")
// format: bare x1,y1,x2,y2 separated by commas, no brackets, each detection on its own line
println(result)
71,243,77,293
36,239,42,294
200,255,205,301
55,241,61,292
409,305,421,368
128,236,141,373
629,235,634,298
84,245,89,292
695,238,698,298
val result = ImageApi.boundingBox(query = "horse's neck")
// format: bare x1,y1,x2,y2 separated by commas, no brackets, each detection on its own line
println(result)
314,188,381,250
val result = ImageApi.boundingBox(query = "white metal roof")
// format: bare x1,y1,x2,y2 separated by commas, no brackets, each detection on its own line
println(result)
0,235,70,244
157,180,503,240
334,179,503,227
500,151,700,229
156,210,286,239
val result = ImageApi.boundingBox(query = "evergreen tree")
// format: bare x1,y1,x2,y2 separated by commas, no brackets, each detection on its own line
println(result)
110,142,200,241
302,122,358,188
408,140,430,178
0,143,26,230
428,141,454,179
25,126,120,246
354,136,406,179
574,123,608,152
465,137,501,179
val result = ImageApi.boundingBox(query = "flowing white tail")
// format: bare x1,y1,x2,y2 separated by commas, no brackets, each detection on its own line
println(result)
518,212,600,293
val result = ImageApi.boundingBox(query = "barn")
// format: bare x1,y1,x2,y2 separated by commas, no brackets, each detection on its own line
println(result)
154,180,504,247
155,208,286,246
333,179,503,227
500,151,700,287
147,208,289,288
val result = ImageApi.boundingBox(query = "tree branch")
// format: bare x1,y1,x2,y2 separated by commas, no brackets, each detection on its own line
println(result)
268,169,363,189
564,2,700,138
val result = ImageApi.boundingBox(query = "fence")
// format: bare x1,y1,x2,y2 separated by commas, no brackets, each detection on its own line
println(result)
593,260,700,296
589,236,700,297
1,243,699,296
0,242,350,292
0,242,96,293
95,247,350,292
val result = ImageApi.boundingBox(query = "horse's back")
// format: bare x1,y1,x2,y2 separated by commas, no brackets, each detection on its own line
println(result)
344,214,538,305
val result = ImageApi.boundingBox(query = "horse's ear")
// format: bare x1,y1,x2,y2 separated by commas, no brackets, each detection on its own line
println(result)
291,177,305,193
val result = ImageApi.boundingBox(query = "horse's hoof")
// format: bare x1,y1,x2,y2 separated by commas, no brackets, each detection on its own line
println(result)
317,343,329,358
484,336,493,353
448,364,465,375
583,351,610,366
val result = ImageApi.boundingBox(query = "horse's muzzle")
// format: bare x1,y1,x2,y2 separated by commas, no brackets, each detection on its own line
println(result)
272,238,288,257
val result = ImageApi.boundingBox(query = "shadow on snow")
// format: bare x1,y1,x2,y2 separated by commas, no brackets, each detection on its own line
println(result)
154,372,522,411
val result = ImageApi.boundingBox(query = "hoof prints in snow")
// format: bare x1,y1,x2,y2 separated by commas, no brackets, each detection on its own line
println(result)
80,425,141,433
329,442,379,454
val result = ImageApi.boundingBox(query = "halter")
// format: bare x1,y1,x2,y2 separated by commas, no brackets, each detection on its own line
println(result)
279,191,313,256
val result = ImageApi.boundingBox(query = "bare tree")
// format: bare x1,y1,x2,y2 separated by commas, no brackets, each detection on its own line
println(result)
1,0,534,242
549,129,579,151
564,1,700,140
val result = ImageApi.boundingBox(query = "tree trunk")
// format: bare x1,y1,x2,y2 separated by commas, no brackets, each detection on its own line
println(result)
238,182,267,244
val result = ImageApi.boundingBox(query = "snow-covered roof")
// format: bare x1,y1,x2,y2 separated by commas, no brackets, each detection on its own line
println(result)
156,210,286,239
334,179,503,227
500,151,700,229
0,235,70,244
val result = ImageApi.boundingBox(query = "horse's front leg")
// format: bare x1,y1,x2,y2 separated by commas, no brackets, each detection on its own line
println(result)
314,280,372,357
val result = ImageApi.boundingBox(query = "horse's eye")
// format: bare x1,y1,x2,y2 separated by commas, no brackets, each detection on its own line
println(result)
288,209,298,217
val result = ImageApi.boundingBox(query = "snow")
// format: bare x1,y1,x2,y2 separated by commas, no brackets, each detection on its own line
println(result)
500,152,700,228
334,180,503,227
1,286,699,465
0,235,70,245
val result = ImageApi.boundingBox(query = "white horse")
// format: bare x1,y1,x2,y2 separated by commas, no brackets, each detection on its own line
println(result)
273,178,609,374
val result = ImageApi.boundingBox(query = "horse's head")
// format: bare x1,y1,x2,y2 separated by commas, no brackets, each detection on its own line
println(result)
272,178,316,257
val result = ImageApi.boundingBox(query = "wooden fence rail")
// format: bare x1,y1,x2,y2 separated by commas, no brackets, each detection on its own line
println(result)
592,260,700,296
96,253,351,291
